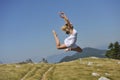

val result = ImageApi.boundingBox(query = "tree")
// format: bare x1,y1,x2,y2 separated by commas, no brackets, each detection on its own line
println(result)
108,43,113,49
39,58,48,63
106,41,120,59
18,58,33,64
114,42,120,59
26,58,33,63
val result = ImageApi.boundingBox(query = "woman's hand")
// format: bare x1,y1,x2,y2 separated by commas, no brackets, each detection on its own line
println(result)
59,12,65,18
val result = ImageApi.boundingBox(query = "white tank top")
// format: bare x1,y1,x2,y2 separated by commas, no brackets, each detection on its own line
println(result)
64,29,77,48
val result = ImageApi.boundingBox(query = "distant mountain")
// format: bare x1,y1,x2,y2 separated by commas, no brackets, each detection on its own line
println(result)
46,52,75,63
47,47,106,63
60,47,106,62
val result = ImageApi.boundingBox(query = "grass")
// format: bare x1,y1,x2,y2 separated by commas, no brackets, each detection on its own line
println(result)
0,57,120,80
46,57,120,80
0,63,33,80
24,63,52,80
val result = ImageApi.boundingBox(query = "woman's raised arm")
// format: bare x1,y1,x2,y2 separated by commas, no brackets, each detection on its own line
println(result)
59,12,73,29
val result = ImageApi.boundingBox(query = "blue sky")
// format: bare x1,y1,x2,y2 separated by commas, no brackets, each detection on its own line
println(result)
0,0,120,63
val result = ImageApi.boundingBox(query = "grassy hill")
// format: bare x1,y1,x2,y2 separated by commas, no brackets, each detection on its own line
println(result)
0,57,120,80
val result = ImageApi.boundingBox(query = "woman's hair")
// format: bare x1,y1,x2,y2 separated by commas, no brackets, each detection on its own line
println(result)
61,24,73,31
65,24,73,29
61,24,73,34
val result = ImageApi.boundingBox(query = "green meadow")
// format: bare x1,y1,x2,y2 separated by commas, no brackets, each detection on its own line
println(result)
0,57,120,80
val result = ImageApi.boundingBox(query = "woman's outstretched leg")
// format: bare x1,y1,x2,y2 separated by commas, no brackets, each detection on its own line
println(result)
65,46,82,53
71,46,82,53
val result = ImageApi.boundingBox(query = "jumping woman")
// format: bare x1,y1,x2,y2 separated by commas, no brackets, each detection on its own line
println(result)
52,12,82,53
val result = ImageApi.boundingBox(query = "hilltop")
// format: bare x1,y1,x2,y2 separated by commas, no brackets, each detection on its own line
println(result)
0,57,120,80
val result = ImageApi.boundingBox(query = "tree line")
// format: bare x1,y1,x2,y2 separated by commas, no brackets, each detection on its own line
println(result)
106,41,120,59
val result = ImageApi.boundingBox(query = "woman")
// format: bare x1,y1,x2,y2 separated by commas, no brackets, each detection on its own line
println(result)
52,12,82,53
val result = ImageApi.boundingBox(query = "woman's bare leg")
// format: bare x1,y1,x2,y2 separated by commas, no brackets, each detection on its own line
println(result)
52,30,60,47
52,30,67,49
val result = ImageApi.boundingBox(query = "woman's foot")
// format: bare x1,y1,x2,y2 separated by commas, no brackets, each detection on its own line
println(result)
52,30,57,36
64,48,71,52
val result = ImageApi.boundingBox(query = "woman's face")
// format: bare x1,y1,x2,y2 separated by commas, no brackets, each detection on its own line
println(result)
61,24,70,34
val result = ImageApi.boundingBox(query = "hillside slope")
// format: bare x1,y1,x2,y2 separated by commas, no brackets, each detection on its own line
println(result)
47,47,106,63
60,47,106,62
0,57,120,80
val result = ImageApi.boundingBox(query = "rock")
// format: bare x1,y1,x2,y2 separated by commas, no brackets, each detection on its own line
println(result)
92,72,100,76
16,65,21,68
105,73,110,76
118,62,120,64
87,62,93,66
79,58,82,63
34,63,38,64
98,76,110,80
90,57,99,59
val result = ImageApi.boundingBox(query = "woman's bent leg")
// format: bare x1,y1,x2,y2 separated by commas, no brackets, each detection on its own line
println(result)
52,30,67,49
52,30,60,47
